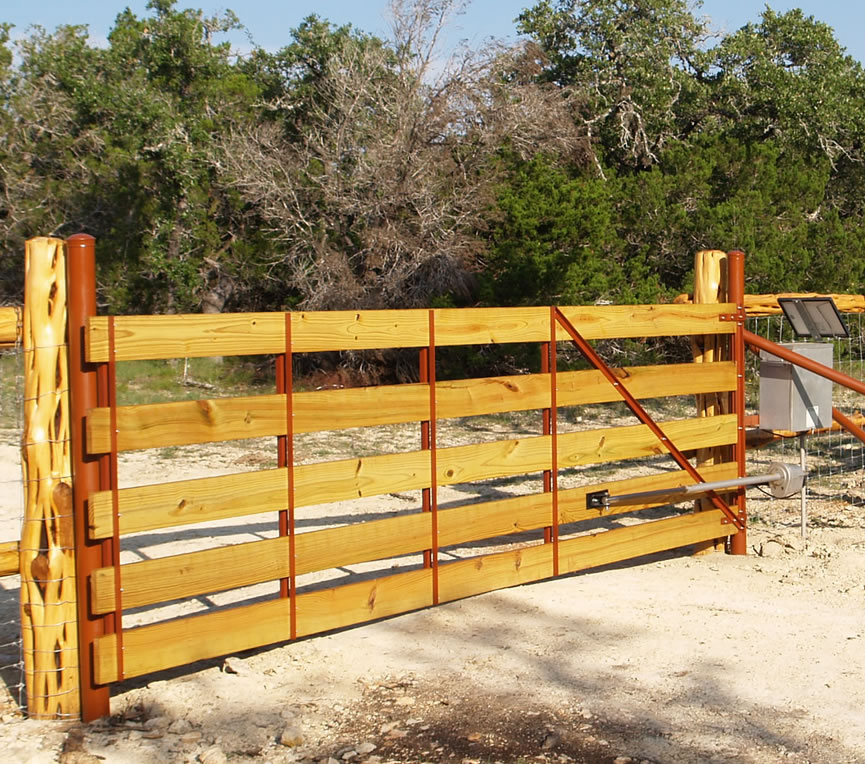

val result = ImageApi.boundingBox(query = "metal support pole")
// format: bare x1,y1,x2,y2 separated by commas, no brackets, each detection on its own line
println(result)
799,433,808,541
66,233,111,721
727,250,748,555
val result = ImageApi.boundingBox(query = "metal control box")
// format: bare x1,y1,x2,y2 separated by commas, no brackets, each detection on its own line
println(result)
759,342,833,431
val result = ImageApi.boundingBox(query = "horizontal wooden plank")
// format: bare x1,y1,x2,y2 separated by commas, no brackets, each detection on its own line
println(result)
90,413,736,538
438,542,552,602
87,384,430,453
295,567,433,637
557,509,733,575
90,449,431,538
87,304,735,362
290,310,430,352
558,414,737,468
93,567,432,683
0,541,19,577
676,291,865,317
555,304,736,341
91,512,432,614
0,307,20,346
86,361,734,454
90,460,736,613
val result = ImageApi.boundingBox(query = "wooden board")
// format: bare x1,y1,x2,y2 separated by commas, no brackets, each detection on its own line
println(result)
86,362,735,454
438,542,553,602
0,307,20,346
0,541,18,577
557,509,732,575
87,384,430,453
557,414,737,469
86,304,735,362
90,449,431,538
92,567,433,683
90,414,736,538
91,512,432,613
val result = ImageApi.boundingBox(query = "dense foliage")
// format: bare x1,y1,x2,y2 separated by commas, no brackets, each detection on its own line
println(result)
2,0,864,314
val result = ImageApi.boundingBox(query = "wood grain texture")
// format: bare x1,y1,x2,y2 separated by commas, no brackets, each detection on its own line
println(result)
93,567,432,682
90,463,736,614
0,541,19,577
90,414,736,538
90,450,431,538
91,512,433,613
86,362,734,454
676,291,865,316
438,542,553,602
86,304,735,361
20,237,80,719
557,509,732,575
0,306,21,347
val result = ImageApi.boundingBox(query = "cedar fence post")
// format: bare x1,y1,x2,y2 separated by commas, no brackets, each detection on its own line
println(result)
691,250,730,554
20,237,80,718
65,234,111,719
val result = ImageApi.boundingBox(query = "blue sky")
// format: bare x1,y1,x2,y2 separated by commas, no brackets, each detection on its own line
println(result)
3,1,863,63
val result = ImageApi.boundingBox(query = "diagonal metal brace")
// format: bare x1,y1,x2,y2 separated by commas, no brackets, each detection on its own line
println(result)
553,307,744,530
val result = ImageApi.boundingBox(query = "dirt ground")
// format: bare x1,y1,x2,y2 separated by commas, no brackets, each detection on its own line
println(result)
1,427,865,764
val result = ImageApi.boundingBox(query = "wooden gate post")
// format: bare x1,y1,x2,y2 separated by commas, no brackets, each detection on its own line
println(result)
20,237,80,718
65,234,111,720
691,250,730,554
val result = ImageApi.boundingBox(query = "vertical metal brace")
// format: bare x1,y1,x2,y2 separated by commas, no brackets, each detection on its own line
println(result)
276,313,297,638
427,311,439,604
727,251,748,554
552,307,743,531
548,308,559,576
101,316,124,679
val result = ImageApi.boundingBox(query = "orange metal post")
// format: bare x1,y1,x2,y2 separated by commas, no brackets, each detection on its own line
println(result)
65,234,111,720
727,250,748,555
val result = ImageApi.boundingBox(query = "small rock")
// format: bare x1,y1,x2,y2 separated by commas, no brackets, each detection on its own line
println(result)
541,732,560,750
199,746,228,764
141,730,165,740
759,539,787,558
467,732,483,742
222,656,251,675
181,732,202,744
323,759,340,764
386,729,408,739
342,751,358,761
579,709,593,720
279,725,304,747
168,719,193,735
380,721,400,734
356,742,377,755
613,757,633,764
395,696,416,706
145,716,171,730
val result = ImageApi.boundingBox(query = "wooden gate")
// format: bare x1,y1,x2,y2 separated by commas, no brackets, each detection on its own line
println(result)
62,238,747,720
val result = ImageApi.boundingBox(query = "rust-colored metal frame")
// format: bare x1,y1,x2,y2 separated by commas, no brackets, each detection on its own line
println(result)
276,313,297,635
420,311,440,602
66,234,111,721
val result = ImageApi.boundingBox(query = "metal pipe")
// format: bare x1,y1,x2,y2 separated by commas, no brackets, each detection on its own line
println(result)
744,329,865,397
728,249,748,555
590,464,805,510
65,233,111,721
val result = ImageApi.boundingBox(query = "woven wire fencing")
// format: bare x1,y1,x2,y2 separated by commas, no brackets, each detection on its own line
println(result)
746,312,865,509
0,337,25,715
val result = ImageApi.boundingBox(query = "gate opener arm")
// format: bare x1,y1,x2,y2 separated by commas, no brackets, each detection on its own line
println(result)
586,463,805,511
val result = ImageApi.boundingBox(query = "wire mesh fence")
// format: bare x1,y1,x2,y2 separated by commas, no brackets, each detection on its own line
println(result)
746,312,865,509
0,336,26,716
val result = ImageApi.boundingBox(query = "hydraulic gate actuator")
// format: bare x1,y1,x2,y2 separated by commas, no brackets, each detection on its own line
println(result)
585,463,806,512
